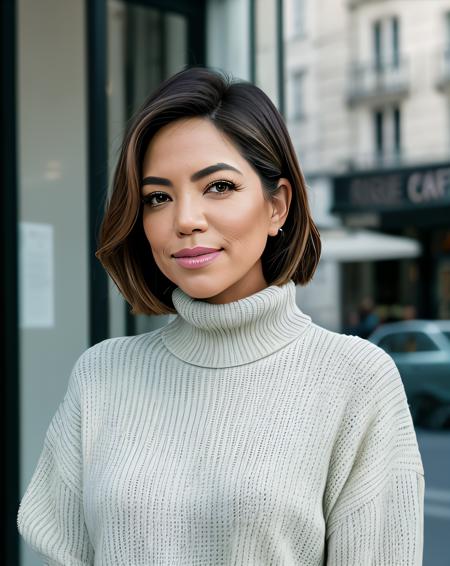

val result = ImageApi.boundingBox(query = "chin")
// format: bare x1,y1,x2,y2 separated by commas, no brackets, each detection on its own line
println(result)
179,285,224,301
174,278,231,302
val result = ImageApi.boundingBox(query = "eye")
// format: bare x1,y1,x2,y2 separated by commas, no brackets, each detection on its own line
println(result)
141,192,170,207
206,180,237,194
141,180,239,208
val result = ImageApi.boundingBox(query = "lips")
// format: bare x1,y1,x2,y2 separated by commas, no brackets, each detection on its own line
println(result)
174,250,223,270
172,247,222,258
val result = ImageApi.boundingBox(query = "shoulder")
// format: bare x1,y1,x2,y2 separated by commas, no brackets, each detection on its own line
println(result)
306,325,424,477
304,322,399,400
69,328,165,387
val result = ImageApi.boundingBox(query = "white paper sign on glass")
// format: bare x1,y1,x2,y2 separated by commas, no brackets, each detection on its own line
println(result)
19,222,55,328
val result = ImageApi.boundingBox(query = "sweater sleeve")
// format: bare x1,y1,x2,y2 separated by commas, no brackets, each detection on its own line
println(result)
323,342,425,566
17,353,95,566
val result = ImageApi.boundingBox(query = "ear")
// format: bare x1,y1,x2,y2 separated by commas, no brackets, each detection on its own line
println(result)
268,177,292,237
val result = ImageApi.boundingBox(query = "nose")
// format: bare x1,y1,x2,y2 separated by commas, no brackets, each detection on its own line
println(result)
174,194,208,236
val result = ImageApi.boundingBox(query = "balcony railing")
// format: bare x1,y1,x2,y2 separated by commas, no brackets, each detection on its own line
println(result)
347,58,410,105
347,0,381,8
341,149,450,173
345,150,404,171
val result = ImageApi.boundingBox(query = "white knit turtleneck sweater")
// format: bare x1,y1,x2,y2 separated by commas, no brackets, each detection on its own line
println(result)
17,280,425,565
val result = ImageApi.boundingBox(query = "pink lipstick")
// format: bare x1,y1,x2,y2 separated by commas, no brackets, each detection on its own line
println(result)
173,247,223,269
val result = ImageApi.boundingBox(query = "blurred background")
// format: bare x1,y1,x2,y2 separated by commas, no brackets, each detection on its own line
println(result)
2,0,450,564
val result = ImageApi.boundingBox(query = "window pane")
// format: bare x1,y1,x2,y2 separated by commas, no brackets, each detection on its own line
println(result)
293,0,305,36
379,332,438,353
255,0,278,106
373,20,382,71
107,0,188,337
17,3,89,564
374,109,384,157
291,71,305,119
408,332,439,352
379,334,400,353
393,106,401,155
392,16,400,68
446,11,450,44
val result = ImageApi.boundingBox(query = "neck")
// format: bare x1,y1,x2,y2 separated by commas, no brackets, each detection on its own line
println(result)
161,280,312,368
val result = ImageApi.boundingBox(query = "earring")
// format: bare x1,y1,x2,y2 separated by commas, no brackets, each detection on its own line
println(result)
278,227,284,236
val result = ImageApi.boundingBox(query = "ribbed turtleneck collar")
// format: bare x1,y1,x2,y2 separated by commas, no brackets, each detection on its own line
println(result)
160,280,312,368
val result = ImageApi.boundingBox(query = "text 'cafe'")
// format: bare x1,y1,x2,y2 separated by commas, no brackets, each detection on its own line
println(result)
332,161,450,319
333,162,450,223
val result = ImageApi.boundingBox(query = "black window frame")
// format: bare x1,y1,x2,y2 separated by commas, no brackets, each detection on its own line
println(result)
2,0,20,563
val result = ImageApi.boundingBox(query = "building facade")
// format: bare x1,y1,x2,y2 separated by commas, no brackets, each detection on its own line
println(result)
284,0,450,330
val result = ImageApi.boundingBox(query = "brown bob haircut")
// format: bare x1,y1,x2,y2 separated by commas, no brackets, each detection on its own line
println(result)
95,65,321,315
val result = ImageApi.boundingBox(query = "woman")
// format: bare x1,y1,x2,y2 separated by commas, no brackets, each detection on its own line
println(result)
17,66,425,565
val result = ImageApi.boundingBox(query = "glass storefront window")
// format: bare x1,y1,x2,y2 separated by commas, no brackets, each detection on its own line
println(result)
17,1,89,564
107,0,189,337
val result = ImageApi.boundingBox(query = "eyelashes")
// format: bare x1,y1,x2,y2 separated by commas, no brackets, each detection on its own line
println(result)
141,179,242,208
141,192,170,207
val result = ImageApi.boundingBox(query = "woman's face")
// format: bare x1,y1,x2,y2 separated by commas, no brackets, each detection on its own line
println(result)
140,117,291,304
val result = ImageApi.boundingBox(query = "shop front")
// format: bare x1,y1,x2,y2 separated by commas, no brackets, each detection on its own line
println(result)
332,162,450,324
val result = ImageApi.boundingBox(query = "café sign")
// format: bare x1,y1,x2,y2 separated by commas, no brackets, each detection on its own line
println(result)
333,164,450,212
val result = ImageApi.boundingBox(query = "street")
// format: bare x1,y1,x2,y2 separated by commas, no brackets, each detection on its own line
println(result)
416,427,450,565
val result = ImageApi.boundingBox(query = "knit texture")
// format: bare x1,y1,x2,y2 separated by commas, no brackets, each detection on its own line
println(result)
17,280,425,565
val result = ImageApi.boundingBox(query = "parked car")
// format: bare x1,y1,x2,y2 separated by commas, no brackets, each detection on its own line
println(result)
367,320,450,429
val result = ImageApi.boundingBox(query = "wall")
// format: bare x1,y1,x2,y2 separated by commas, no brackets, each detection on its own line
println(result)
285,0,351,175
351,0,450,165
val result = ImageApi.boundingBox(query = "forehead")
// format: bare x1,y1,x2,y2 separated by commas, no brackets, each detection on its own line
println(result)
142,117,246,172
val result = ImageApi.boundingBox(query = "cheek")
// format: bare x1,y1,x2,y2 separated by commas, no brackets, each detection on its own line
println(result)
218,201,269,243
142,218,172,277
143,221,164,260
142,217,166,257
142,218,153,245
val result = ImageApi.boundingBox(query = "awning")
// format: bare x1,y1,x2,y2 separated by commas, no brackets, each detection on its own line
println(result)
319,228,422,262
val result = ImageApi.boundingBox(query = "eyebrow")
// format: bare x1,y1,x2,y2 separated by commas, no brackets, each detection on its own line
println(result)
141,162,243,188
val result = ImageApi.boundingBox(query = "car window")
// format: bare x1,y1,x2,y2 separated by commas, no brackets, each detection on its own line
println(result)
378,334,402,353
378,332,439,353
